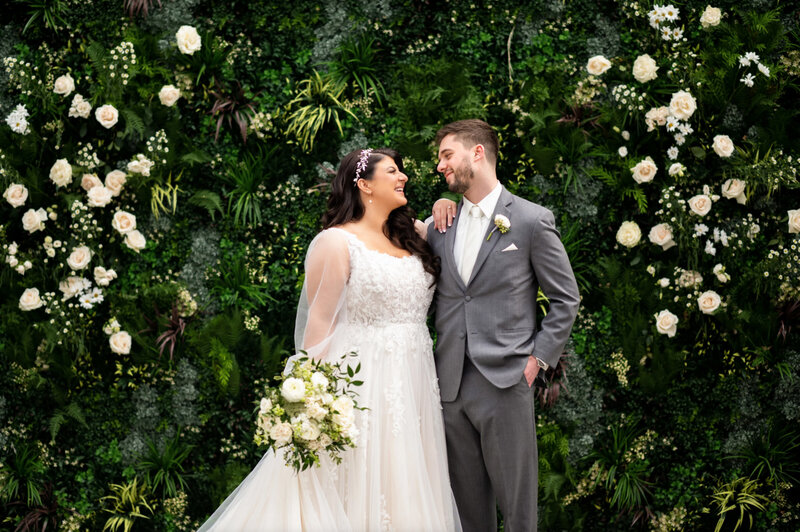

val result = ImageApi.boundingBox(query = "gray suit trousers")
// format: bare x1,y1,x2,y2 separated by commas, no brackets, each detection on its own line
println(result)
442,357,538,532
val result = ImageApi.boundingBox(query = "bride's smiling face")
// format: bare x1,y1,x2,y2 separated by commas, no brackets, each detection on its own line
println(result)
367,156,408,210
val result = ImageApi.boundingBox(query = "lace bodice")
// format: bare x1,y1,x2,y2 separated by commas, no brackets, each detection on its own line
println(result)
334,229,435,327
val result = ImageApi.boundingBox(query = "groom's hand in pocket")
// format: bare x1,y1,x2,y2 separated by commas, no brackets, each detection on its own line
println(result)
524,356,540,387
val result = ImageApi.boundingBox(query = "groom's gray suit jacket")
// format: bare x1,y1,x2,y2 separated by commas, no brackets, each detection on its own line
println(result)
428,187,580,402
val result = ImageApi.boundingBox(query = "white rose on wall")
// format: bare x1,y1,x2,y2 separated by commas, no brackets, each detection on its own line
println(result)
688,194,712,216
127,154,154,176
616,221,642,248
3,183,28,207
94,266,118,286
697,290,722,314
105,170,127,196
712,134,735,157
648,223,676,250
721,178,746,204
631,156,658,184
53,73,75,96
788,209,800,234
700,6,722,28
67,245,92,270
95,104,119,129
176,26,202,55
713,264,731,283
19,288,44,311
655,310,679,337
81,173,103,192
87,186,113,207
112,211,137,234
22,208,48,233
158,85,181,107
49,159,73,188
669,90,697,120
124,230,147,252
668,163,685,176
109,331,132,354
586,55,612,75
633,54,659,83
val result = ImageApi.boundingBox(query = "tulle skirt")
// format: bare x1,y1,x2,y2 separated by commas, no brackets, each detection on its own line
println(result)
198,322,459,531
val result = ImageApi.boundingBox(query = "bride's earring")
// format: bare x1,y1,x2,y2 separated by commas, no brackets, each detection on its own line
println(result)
369,198,373,204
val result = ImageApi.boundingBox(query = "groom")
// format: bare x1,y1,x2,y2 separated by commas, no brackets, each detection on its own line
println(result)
427,119,580,531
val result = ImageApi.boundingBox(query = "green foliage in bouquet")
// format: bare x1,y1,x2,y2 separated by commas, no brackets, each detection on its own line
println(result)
254,354,363,472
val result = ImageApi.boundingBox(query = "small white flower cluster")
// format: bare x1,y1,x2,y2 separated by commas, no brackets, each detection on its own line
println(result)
145,129,169,165
738,51,770,87
404,33,442,55
68,94,92,119
648,4,685,43
5,241,33,275
127,153,155,176
108,41,136,86
75,142,102,170
2,57,39,96
248,111,275,140
611,84,646,112
5,104,31,135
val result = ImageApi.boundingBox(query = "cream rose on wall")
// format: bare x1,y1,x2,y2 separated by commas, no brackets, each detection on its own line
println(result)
53,73,75,96
633,54,659,83
95,104,119,129
3,183,28,208
176,26,202,55
586,55,612,76
655,310,679,337
616,221,642,248
631,156,658,184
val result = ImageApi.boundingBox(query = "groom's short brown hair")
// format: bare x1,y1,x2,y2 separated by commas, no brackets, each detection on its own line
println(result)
435,119,499,165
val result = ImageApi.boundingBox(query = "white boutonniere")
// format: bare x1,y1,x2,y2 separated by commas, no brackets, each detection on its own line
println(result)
487,214,511,241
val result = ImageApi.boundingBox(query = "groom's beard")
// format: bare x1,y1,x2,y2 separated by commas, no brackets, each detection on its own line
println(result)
448,161,473,194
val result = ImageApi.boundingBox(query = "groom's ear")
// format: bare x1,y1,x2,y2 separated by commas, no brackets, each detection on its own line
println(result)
473,144,485,162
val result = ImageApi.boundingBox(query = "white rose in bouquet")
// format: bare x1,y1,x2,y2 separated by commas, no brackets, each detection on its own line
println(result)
281,377,306,402
331,395,355,416
158,85,181,107
712,134,735,157
669,90,697,120
298,418,321,441
633,54,659,83
269,422,294,446
305,399,328,421
53,73,75,96
59,276,90,300
94,266,118,286
655,309,679,337
49,159,73,188
310,372,329,390
631,156,658,183
124,230,147,252
112,210,137,234
788,209,800,234
4,183,28,207
68,94,92,118
688,194,712,216
176,26,202,55
700,6,722,28
81,173,103,192
87,186,113,207
721,178,746,204
586,55,612,75
648,223,676,250
259,397,273,414
697,290,722,314
105,170,127,196
22,208,48,233
109,330,132,354
95,104,119,129
19,288,44,311
67,246,92,270
616,221,642,248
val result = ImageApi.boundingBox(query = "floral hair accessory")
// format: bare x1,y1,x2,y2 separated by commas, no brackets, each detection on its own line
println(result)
353,148,373,185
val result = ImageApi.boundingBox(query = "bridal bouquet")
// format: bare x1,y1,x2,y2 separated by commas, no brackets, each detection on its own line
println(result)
254,353,363,472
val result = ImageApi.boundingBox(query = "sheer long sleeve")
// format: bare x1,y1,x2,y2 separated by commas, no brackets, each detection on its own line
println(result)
293,229,351,363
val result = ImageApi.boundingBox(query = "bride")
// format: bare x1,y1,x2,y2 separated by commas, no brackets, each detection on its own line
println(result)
198,148,460,531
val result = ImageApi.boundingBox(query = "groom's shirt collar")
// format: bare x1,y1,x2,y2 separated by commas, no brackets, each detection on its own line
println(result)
462,182,503,220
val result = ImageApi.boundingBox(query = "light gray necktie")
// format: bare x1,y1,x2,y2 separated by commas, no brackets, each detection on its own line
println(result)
459,205,484,283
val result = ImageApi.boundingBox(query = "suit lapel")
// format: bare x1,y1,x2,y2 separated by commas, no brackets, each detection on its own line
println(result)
467,187,513,285
445,200,467,291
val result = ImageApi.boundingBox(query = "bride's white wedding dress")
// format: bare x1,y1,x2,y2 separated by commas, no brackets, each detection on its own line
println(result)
198,228,459,531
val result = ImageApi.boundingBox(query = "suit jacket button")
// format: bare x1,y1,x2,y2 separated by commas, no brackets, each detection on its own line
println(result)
459,332,465,339
465,295,472,302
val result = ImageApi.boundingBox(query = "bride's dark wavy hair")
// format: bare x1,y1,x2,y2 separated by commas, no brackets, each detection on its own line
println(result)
322,148,440,281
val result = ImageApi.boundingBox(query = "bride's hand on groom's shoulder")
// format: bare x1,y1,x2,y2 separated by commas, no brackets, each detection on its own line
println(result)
431,198,457,233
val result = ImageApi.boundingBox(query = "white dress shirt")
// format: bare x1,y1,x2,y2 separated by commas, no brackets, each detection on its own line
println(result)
453,182,503,268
